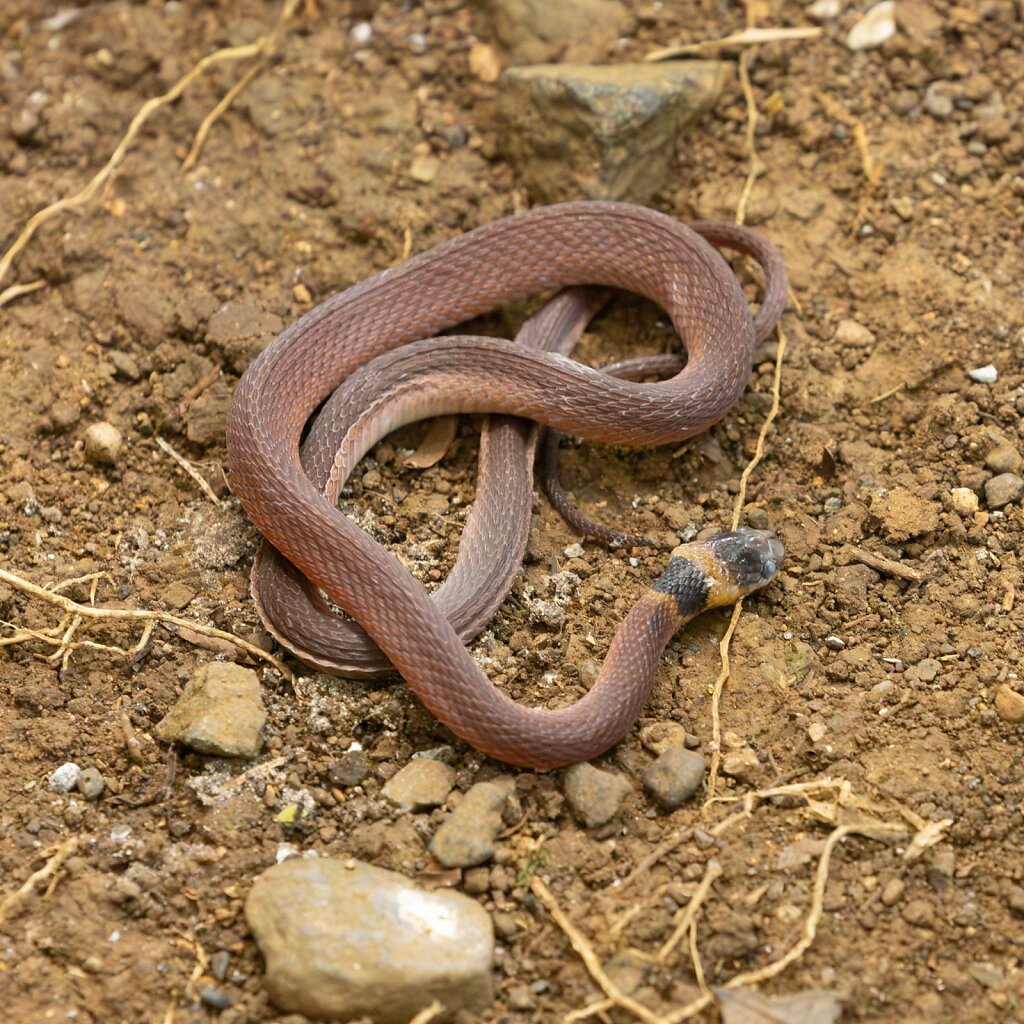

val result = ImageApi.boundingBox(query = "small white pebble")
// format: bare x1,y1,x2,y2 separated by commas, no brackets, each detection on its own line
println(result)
48,762,81,792
846,0,895,50
563,543,585,559
350,21,372,44
807,0,841,19
968,364,998,384
84,421,123,465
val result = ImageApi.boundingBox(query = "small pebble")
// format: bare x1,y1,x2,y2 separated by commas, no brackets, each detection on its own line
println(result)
825,636,846,651
462,866,491,895
1005,884,1024,918
563,543,585,559
48,762,81,792
639,721,688,755
209,950,232,981
430,778,514,867
950,487,979,515
563,762,632,828
923,82,954,119
77,767,105,800
350,21,372,43
642,748,706,810
984,435,1022,475
984,474,1023,509
846,0,895,50
49,400,81,432
994,685,1024,724
197,985,232,1011
968,364,998,384
507,984,536,1011
468,42,501,83
721,746,761,783
409,154,440,183
902,897,936,928
833,319,874,348
83,421,123,466
329,750,370,787
381,759,455,812
806,0,841,19
108,350,141,380
880,877,906,906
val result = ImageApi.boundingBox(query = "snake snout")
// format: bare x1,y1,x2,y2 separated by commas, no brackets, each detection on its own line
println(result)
709,528,784,592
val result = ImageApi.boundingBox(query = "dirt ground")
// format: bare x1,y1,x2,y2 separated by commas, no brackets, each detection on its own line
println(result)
1,1,1023,1022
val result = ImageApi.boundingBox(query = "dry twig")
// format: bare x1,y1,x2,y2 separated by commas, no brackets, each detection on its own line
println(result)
841,544,925,584
530,876,662,1024
0,838,79,924
0,566,293,681
155,436,222,505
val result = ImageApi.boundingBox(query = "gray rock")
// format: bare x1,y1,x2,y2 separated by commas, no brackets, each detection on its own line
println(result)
429,777,514,867
83,421,123,466
985,437,1023,475
245,857,494,1022
563,762,631,827
329,751,370,787
498,61,725,204
156,663,266,758
381,759,455,812
984,473,1023,509
643,748,706,810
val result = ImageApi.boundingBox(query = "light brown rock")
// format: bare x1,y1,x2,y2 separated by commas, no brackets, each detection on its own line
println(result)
995,684,1024,724
381,759,455,811
156,663,265,758
246,857,493,1021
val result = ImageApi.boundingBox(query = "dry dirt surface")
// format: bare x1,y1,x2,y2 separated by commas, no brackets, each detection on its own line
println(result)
1,1,1023,1023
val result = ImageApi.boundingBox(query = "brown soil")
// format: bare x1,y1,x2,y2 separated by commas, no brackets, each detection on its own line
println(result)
1,2,1023,1023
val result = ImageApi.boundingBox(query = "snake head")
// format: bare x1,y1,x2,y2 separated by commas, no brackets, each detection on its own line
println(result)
667,527,783,610
705,527,784,596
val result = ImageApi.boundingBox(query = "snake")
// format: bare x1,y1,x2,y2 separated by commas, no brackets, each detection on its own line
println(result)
226,201,787,769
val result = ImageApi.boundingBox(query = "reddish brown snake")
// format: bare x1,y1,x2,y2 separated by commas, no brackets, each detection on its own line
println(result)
226,201,787,769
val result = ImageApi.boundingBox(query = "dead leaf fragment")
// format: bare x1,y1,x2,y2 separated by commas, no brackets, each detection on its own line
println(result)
405,415,458,468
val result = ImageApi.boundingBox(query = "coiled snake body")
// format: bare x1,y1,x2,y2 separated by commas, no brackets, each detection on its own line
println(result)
226,202,787,769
